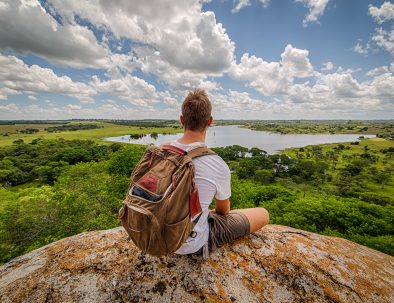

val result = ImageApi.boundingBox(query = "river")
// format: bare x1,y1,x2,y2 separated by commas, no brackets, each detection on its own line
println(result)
104,125,375,154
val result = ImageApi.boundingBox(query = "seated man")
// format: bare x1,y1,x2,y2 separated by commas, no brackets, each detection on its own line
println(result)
173,89,269,256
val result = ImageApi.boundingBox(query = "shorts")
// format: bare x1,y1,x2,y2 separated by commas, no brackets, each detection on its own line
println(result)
192,210,250,255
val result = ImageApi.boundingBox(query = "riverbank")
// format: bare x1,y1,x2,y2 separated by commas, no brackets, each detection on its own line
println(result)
0,121,180,147
243,120,394,136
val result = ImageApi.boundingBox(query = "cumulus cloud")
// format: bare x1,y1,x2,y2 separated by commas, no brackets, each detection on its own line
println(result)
230,44,314,95
0,54,96,102
131,47,220,92
357,2,394,56
0,101,179,120
281,44,314,77
366,66,390,77
371,27,394,56
48,0,234,75
90,75,158,107
295,0,330,27
229,42,393,118
0,0,109,69
369,2,394,24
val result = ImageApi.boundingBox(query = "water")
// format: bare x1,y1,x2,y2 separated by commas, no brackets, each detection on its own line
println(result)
104,125,375,154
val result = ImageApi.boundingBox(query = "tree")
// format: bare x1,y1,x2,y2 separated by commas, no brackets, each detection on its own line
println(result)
374,171,391,189
253,169,274,184
107,145,145,176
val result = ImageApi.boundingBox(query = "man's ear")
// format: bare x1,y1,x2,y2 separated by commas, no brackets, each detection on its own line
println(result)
180,115,185,126
207,116,213,126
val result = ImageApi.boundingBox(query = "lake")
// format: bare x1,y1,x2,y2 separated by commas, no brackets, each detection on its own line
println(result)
104,125,375,154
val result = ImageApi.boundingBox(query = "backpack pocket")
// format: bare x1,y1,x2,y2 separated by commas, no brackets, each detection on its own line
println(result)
164,214,191,253
119,203,161,254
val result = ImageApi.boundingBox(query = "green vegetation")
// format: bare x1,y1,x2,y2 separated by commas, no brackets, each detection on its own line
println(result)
0,138,121,186
245,120,394,137
0,121,181,147
0,121,393,264
45,123,102,132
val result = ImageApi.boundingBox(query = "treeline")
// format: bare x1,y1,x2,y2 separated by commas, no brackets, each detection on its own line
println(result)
247,120,394,137
45,124,102,132
0,138,122,186
0,120,71,125
110,120,181,128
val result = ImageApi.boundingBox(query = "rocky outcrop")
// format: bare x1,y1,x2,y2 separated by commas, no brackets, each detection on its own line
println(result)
0,225,393,303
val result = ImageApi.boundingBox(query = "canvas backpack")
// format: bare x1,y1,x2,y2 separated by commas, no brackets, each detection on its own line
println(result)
118,144,216,257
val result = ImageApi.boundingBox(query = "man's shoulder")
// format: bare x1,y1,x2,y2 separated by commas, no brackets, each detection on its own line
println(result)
195,153,230,171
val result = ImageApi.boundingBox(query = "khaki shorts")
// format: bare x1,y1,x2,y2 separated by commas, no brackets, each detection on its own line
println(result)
191,211,250,255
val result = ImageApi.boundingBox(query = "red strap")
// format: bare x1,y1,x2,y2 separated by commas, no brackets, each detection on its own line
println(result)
161,144,187,155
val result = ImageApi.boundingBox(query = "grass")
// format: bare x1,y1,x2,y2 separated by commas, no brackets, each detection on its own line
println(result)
0,122,181,147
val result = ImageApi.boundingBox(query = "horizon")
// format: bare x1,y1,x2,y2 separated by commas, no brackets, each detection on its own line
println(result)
1,118,394,123
0,0,393,120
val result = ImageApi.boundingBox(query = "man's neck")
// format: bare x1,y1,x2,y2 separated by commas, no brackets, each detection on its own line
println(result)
177,129,207,144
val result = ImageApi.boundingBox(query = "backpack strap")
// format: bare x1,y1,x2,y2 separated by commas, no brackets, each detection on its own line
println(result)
161,144,187,155
187,146,216,159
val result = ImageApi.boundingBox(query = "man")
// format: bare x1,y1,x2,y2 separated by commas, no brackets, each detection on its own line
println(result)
172,89,269,255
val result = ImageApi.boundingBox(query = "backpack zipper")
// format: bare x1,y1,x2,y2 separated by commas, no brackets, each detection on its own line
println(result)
129,184,173,204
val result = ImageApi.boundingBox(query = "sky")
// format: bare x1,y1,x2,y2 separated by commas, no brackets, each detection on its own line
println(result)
0,0,393,120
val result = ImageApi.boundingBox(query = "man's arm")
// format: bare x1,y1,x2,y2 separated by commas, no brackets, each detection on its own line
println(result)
214,198,230,215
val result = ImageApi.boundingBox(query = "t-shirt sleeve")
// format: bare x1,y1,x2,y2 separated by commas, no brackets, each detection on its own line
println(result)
214,157,231,200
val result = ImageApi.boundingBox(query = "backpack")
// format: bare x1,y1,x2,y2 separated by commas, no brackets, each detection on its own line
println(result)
118,144,216,256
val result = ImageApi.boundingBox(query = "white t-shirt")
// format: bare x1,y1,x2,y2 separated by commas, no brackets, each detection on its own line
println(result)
172,140,231,254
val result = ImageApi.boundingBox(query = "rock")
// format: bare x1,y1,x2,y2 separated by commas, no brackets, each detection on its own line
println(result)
0,225,393,303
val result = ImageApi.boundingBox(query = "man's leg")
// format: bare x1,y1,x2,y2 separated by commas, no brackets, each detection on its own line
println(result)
207,207,269,252
235,207,269,233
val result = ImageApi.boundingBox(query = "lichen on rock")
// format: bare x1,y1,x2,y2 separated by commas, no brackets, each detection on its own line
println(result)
0,225,393,303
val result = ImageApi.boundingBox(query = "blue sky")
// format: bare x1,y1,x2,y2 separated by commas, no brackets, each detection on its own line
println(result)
0,0,393,120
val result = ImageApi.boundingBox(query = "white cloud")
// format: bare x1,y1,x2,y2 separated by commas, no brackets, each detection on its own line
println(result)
132,48,220,92
90,75,157,107
232,0,251,13
321,62,333,71
229,42,393,118
280,44,314,78
371,28,394,56
232,0,270,13
358,2,394,56
369,2,394,24
27,95,37,100
295,0,330,27
368,72,394,99
0,0,109,69
366,66,390,77
0,101,179,120
230,44,314,95
353,42,369,56
259,0,271,8
0,54,96,102
64,104,82,110
48,0,235,74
